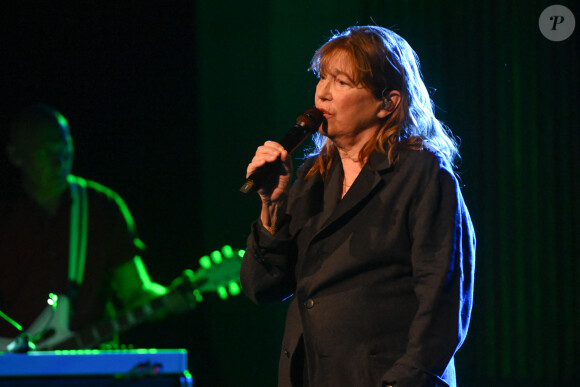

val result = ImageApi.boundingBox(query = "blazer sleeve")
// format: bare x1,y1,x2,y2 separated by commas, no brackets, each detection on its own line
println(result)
240,158,318,305
382,158,476,387
240,217,298,304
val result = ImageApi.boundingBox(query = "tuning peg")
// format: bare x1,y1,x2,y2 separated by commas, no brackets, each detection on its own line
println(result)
210,250,223,264
221,245,234,258
228,281,241,296
199,255,211,269
217,285,228,300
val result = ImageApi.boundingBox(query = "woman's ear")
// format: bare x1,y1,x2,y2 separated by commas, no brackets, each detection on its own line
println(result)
378,90,402,118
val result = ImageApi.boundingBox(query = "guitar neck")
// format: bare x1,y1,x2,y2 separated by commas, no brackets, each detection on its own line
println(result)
38,247,242,350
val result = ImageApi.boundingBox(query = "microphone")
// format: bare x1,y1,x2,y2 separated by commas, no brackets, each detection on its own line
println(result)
240,107,324,195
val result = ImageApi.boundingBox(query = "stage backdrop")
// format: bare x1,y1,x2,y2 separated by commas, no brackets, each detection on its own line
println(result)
1,1,578,386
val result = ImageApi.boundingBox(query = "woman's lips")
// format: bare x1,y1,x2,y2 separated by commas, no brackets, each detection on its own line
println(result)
317,107,331,117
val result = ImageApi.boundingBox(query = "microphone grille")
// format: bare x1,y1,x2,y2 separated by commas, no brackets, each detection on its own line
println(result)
296,107,324,132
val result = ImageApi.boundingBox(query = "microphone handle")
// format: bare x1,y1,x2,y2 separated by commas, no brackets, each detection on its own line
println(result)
240,107,323,196
278,121,316,154
239,158,283,195
239,122,312,196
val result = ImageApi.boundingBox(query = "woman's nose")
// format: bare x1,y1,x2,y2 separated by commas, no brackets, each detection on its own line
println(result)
316,80,331,101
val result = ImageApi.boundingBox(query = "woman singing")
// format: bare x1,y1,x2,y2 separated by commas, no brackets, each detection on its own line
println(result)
240,25,475,387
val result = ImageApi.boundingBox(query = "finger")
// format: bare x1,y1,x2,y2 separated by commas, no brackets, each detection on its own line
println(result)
279,149,289,162
246,155,282,177
256,146,283,163
248,151,280,170
263,140,285,152
246,145,284,176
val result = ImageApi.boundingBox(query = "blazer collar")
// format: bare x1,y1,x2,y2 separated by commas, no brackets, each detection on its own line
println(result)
318,150,392,233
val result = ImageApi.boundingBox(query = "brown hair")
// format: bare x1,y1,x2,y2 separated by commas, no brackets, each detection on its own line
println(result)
306,26,458,179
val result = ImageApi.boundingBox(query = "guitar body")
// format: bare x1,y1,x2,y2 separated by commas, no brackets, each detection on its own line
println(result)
0,295,73,352
28,295,74,350
0,246,243,352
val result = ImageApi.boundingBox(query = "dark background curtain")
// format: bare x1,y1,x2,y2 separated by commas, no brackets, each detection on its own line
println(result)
1,1,578,385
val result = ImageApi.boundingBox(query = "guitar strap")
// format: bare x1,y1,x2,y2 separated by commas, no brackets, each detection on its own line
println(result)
67,175,89,313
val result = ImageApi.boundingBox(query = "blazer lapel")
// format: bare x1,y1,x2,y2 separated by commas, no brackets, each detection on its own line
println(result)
318,151,392,235
295,157,342,236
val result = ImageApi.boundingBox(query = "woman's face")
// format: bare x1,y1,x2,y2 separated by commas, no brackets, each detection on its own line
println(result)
314,51,385,144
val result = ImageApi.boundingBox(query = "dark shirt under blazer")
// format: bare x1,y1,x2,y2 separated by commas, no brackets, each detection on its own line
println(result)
241,148,476,387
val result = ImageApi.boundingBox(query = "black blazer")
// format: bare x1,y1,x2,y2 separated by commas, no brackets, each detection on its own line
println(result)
241,149,476,387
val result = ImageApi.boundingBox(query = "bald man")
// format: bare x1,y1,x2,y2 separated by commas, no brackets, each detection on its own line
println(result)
0,104,166,351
